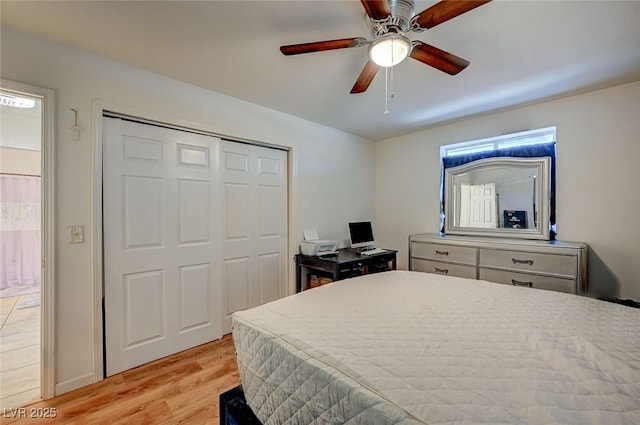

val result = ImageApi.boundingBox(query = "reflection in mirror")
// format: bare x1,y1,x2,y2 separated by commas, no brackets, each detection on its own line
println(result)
444,157,551,240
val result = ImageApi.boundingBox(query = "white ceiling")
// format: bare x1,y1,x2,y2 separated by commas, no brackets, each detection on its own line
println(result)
2,1,640,141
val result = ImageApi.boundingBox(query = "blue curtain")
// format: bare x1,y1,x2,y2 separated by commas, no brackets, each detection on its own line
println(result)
441,142,556,238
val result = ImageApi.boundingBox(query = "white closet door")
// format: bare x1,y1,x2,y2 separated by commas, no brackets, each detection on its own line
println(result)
103,118,222,376
220,140,287,333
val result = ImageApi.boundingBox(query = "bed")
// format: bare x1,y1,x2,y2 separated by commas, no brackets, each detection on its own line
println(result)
231,271,640,424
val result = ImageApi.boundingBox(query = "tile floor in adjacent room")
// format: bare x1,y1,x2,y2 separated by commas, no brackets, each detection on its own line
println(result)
0,291,41,410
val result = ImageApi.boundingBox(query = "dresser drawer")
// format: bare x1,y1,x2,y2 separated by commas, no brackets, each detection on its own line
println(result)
479,248,577,277
412,259,477,279
479,268,576,294
411,242,476,265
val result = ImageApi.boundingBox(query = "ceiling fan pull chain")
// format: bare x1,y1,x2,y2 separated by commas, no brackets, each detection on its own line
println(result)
384,67,390,115
390,65,395,99
389,37,396,99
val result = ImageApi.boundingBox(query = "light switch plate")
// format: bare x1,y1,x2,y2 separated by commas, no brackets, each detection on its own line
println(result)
67,225,84,244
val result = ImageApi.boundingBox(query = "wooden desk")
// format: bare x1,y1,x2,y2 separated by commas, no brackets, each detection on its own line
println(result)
295,248,397,292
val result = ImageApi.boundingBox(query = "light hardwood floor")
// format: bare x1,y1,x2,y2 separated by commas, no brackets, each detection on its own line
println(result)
0,293,41,410
1,335,240,425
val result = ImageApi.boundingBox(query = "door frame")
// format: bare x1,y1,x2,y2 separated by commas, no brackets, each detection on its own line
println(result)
91,100,294,381
1,79,56,400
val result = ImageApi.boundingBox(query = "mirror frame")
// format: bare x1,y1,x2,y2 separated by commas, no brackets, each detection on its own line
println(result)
444,157,551,240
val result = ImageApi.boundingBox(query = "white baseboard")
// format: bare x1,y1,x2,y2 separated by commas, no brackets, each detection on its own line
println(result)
54,373,96,396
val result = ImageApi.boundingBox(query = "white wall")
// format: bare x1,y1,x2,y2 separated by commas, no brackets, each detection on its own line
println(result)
0,28,375,394
375,80,640,301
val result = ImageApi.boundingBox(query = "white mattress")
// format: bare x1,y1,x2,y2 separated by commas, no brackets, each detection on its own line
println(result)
232,271,640,424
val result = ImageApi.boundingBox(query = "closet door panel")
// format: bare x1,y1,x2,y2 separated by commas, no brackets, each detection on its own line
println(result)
104,118,221,376
220,141,287,333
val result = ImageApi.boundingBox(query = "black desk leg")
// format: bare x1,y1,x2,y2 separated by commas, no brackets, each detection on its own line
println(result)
295,256,302,293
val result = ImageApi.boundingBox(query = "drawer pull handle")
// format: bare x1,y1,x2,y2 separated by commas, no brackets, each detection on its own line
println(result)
512,258,533,266
434,250,449,256
511,279,533,288
434,267,449,274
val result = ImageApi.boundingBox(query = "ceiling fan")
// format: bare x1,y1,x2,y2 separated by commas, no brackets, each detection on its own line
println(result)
280,0,491,94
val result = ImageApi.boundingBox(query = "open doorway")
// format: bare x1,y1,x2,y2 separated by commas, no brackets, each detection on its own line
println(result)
0,81,54,408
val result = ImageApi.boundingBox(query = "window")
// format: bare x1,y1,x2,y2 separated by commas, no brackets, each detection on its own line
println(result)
440,127,556,158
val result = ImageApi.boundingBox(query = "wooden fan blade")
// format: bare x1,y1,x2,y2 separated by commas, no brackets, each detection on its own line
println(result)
409,42,470,75
280,37,366,56
413,0,491,30
360,0,391,20
351,60,379,94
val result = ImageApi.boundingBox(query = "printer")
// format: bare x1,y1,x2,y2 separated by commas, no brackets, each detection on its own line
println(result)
300,228,339,256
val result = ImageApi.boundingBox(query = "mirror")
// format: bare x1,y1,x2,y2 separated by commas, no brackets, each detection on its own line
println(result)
444,157,551,240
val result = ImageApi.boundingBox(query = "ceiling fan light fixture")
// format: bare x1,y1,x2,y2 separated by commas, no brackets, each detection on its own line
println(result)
369,34,411,67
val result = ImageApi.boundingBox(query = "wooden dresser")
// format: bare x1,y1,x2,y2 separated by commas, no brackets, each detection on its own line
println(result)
409,233,588,294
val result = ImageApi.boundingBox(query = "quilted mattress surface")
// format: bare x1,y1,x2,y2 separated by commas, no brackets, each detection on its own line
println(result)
232,271,640,424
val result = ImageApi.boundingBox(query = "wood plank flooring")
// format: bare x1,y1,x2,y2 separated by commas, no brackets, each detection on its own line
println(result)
0,293,41,411
0,335,240,425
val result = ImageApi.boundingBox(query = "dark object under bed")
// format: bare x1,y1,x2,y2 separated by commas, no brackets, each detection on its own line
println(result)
612,298,640,308
219,385,262,425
